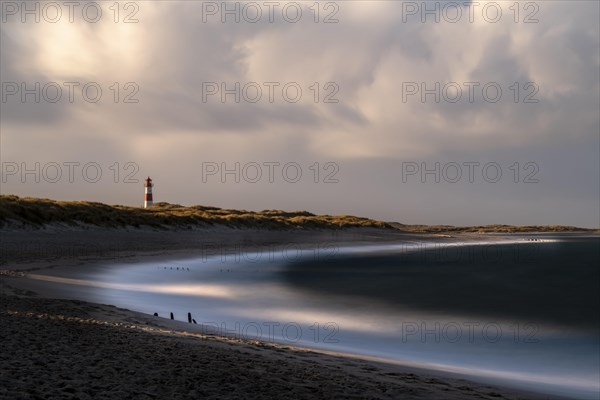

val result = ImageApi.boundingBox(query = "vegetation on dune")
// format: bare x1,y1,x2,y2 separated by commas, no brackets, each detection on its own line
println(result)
0,195,391,230
388,222,594,233
0,195,593,232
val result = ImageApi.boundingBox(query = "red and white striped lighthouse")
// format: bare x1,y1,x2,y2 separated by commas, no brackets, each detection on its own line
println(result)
144,177,153,208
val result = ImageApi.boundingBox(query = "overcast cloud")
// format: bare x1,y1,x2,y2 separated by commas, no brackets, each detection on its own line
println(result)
1,1,598,227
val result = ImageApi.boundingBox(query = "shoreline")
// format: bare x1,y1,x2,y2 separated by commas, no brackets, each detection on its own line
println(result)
1,227,588,399
1,281,559,400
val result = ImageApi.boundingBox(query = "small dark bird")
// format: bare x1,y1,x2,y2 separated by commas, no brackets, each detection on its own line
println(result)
153,312,158,317
170,312,174,320
187,312,192,323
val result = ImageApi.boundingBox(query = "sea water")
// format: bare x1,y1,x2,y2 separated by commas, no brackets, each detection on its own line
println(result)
54,236,600,399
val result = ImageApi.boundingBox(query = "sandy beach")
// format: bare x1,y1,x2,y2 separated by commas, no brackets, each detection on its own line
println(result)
0,226,567,399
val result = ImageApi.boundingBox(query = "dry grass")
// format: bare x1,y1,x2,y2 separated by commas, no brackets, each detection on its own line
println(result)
388,222,595,233
0,195,391,230
1,195,593,233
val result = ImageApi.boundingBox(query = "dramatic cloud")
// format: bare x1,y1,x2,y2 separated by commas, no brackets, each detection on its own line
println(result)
1,1,598,227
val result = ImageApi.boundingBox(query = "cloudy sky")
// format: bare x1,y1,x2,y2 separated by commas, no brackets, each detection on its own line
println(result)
1,1,599,227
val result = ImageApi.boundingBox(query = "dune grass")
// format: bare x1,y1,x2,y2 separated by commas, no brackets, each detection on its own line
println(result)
0,195,391,230
388,222,593,233
0,195,593,233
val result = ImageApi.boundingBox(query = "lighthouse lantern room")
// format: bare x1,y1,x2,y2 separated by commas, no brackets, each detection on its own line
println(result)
144,177,153,208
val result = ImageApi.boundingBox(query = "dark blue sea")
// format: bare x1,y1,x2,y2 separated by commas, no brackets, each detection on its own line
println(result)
32,235,600,399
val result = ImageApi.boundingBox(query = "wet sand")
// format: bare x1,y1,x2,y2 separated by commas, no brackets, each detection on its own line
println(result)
0,226,563,399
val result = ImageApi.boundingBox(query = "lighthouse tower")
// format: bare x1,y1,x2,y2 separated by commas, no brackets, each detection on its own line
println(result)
144,177,153,208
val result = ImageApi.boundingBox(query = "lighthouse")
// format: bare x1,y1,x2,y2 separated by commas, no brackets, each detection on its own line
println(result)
144,177,153,208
